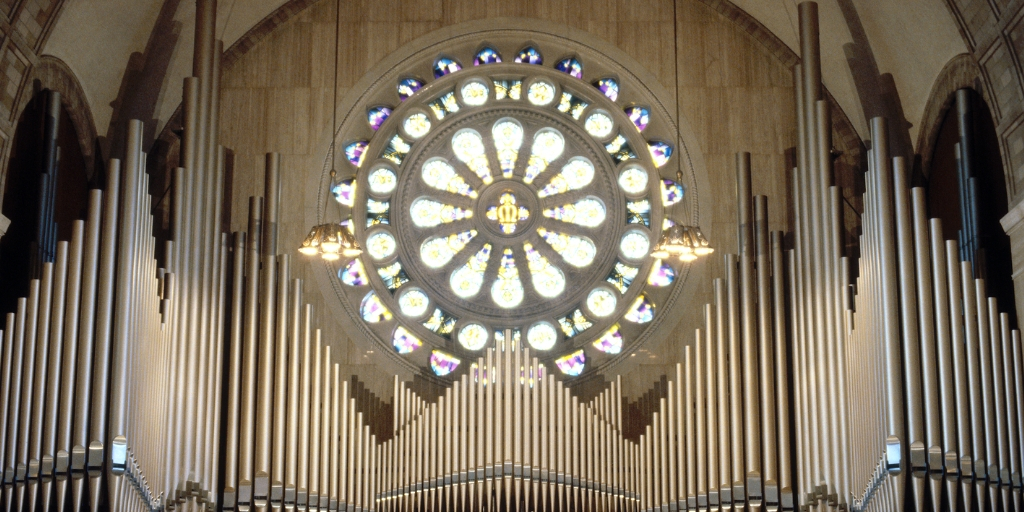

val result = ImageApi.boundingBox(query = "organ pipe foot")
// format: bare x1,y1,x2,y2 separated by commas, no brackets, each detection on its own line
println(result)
71,475,85,512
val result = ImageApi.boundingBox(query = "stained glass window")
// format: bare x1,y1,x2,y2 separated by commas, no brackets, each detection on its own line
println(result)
514,46,542,65
458,323,490,351
360,291,393,323
586,288,617,317
625,106,650,132
403,112,431,139
422,158,477,198
366,199,391,226
543,198,606,228
474,47,502,65
422,308,457,337
536,228,596,267
410,199,472,228
606,262,638,293
527,80,556,106
584,111,614,139
523,243,565,298
554,57,583,79
538,157,594,197
344,141,368,167
392,326,422,354
620,231,650,259
429,92,461,119
648,141,673,167
648,259,676,287
430,350,461,376
593,325,623,354
382,134,411,166
397,78,423,100
495,329,522,350
377,262,409,291
420,230,477,268
527,322,558,350
661,179,684,206
451,128,493,183
605,134,637,163
434,57,461,78
557,308,592,338
492,119,524,178
555,350,585,376
491,248,524,308
367,106,392,131
557,92,588,119
618,165,648,195
594,77,619,102
366,230,397,260
339,258,368,286
625,294,655,324
397,288,430,318
332,178,356,206
486,193,530,234
367,167,398,195
523,128,565,183
494,80,522,101
626,199,651,226
450,244,491,298
461,80,489,106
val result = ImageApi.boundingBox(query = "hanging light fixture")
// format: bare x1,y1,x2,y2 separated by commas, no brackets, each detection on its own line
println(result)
300,0,360,261
651,170,712,261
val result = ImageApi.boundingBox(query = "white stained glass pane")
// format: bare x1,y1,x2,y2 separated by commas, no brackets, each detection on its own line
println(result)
461,81,489,106
492,119,524,178
491,248,524,308
523,129,565,184
586,288,617,317
618,165,649,195
410,198,473,228
422,158,477,198
538,157,594,197
451,244,491,298
451,128,493,183
368,167,398,195
420,230,477,268
404,112,431,139
524,243,565,298
398,289,430,318
620,231,650,259
458,323,490,351
537,228,596,267
527,80,556,106
366,231,397,260
527,322,558,350
543,198,606,228
584,111,614,138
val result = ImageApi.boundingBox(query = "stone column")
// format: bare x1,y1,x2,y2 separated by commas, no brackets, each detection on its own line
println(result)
1000,198,1024,324
0,213,9,242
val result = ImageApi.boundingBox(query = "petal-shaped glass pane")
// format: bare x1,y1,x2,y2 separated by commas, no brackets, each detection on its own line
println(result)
422,158,477,198
606,261,639,293
367,167,398,195
474,47,502,65
620,231,650,259
584,111,614,139
618,165,648,195
594,77,619,102
403,112,431,139
555,350,585,376
625,106,650,132
366,230,397,260
367,106,392,131
492,119,524,178
543,198,606,228
451,129,493,183
344,141,368,167
491,248,524,308
377,262,410,292
410,199,472,228
360,291,393,323
494,80,522,101
392,326,422,354
523,128,565,183
625,294,655,323
514,46,542,65
397,78,423,100
605,134,637,163
398,288,430,318
536,228,596,267
434,57,461,78
422,308,457,337
332,178,356,206
527,81,556,106
626,199,651,227
430,350,461,376
527,322,558,351
586,288,617,317
557,308,592,338
648,259,676,287
538,157,594,197
338,258,368,286
593,325,624,354
461,81,489,106
557,92,588,119
459,323,490,351
648,141,673,167
555,57,583,79
524,243,565,298
429,92,461,119
450,244,491,298
420,229,477,268
661,179,684,206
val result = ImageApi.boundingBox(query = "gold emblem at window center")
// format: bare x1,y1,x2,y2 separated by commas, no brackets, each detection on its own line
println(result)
486,192,530,234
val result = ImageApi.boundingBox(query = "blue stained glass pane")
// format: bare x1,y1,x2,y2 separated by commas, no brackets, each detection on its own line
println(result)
422,308,458,338
605,134,637,163
398,78,424,101
626,199,651,227
430,350,461,376
625,294,655,324
555,350,585,376
593,78,619,102
606,261,638,293
344,141,368,167
382,134,411,165
625,106,650,132
367,106,392,131
339,258,369,286
593,325,623,354
557,308,593,338
434,57,462,78
429,92,461,119
661,179,684,206
377,261,409,292
474,47,502,65
366,199,390,227
332,178,356,207
392,326,423,354
514,46,543,65
648,141,673,167
554,57,583,79
648,260,676,287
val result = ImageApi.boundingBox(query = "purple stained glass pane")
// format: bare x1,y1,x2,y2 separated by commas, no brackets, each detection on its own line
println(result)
344,141,368,168
514,46,543,65
430,350,461,377
661,179,684,206
625,106,650,132
367,106,392,131
555,350,586,376
434,57,462,78
555,57,583,79
593,325,623,354
338,258,368,286
474,47,502,65
332,178,356,206
625,294,655,324
392,326,423,354
648,260,676,287
397,77,424,101
648,141,673,168
594,78,619,102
